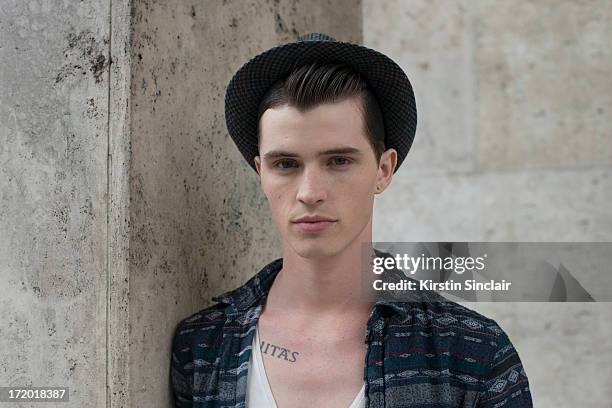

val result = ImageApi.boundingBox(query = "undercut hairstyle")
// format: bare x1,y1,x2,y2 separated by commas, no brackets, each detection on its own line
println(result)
256,61,386,164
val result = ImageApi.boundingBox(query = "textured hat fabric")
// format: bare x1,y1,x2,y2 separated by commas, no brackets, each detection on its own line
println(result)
224,32,417,174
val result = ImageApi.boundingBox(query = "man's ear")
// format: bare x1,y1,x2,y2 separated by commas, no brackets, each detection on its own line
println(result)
376,148,397,192
254,156,261,176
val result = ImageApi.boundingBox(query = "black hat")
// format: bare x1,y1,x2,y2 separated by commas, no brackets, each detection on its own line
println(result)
224,32,417,174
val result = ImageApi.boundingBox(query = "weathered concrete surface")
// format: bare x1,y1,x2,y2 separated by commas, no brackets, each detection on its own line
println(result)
0,1,111,407
128,0,361,406
108,0,132,406
374,168,612,242
365,1,612,406
475,1,612,171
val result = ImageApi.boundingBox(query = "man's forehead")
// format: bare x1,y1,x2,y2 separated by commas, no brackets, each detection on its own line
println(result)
258,99,369,156
260,97,362,126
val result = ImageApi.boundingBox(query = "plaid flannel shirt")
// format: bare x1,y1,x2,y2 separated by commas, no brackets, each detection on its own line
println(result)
171,256,533,407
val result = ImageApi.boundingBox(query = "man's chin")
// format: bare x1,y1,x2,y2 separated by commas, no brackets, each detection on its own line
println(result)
289,241,341,260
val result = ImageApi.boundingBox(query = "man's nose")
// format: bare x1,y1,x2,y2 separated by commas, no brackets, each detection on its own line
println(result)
296,167,328,205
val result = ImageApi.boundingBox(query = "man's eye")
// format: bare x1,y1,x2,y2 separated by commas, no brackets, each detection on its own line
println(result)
274,159,297,169
330,157,351,166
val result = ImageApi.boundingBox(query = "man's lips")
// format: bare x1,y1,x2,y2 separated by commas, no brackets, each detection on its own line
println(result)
292,215,337,223
292,219,336,232
291,214,337,232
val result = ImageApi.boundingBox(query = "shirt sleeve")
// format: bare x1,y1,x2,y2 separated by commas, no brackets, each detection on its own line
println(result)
476,329,533,407
170,322,193,408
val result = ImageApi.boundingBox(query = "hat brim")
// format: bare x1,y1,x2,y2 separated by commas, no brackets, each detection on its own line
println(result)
224,39,417,174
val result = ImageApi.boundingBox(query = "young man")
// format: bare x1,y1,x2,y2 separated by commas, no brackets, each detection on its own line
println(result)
171,33,532,407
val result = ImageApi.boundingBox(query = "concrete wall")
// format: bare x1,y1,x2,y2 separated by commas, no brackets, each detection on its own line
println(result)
365,1,612,407
0,0,111,406
1,0,361,407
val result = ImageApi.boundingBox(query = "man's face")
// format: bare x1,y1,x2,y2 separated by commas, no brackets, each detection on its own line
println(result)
254,96,396,259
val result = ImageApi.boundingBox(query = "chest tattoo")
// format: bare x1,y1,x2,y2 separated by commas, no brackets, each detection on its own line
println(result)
260,339,300,363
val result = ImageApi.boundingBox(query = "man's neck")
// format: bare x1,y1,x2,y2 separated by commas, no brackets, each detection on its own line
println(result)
262,239,376,328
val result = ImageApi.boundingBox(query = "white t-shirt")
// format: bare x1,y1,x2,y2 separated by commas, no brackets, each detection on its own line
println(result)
246,323,366,407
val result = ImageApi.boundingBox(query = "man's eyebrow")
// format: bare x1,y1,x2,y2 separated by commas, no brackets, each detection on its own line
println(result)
262,147,363,160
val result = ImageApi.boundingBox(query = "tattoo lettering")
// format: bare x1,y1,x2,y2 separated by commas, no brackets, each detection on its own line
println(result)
260,340,300,363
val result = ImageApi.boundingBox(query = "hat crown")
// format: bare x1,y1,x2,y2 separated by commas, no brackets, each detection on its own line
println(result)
225,30,417,175
297,32,336,42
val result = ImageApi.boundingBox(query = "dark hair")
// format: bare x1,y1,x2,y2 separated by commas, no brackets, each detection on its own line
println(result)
256,61,386,164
